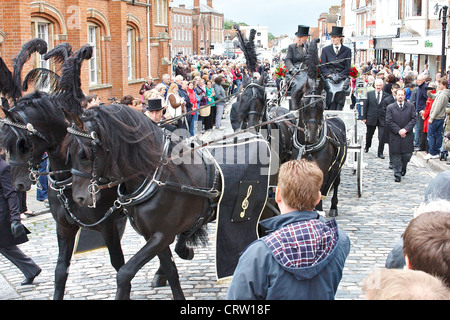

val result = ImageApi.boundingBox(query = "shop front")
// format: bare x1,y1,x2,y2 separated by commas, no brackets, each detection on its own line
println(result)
392,36,443,77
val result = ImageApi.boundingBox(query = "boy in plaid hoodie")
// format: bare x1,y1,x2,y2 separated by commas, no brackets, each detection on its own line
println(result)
227,160,350,300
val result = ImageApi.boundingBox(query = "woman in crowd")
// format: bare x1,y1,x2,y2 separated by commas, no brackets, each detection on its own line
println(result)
213,76,226,130
187,81,199,136
165,83,186,128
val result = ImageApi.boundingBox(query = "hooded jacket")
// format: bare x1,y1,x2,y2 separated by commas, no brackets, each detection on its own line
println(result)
429,89,450,121
226,211,350,300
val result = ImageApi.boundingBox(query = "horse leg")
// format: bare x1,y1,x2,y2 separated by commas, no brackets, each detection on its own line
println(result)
157,246,185,300
53,223,79,300
151,234,193,288
151,265,167,288
115,232,176,300
100,223,125,272
329,174,340,217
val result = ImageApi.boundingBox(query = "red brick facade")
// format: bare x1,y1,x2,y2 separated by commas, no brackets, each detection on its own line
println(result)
0,0,172,102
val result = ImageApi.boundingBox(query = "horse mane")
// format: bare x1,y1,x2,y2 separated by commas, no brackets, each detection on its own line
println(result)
234,25,259,74
64,104,164,181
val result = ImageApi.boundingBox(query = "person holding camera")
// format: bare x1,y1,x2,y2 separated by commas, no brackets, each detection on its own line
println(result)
0,147,41,285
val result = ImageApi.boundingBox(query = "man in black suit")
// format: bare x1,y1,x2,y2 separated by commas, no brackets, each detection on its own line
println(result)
362,79,389,158
380,83,400,168
320,26,352,110
285,25,310,107
285,25,310,74
386,88,417,182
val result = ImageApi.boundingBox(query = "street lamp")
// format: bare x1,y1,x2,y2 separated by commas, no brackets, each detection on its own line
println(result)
439,5,448,77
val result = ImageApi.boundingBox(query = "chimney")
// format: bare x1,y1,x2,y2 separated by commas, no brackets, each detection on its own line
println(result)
194,0,200,8
207,0,213,8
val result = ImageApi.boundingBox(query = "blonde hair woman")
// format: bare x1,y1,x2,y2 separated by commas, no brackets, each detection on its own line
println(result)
165,83,186,122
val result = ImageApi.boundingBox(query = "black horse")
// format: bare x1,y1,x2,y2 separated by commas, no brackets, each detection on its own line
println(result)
232,38,347,217
291,39,347,217
0,41,127,300
1,90,129,299
63,103,273,299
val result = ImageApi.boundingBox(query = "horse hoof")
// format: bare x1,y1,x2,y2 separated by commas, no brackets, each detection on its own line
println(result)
184,248,195,260
329,209,338,217
177,247,194,260
151,274,167,287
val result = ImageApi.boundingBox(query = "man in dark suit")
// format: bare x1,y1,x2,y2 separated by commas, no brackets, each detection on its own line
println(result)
386,88,417,182
380,83,400,168
320,26,352,110
285,25,310,73
362,79,389,158
0,149,41,285
284,25,310,106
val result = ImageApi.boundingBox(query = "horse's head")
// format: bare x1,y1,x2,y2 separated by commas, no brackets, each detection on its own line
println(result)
63,104,163,207
237,73,266,130
297,80,325,144
1,91,66,191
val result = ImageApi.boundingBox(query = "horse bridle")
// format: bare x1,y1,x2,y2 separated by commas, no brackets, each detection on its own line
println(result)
66,122,120,209
299,93,326,134
242,82,267,126
1,112,51,188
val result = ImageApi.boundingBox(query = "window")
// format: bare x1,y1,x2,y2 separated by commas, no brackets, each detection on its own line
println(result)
126,28,135,80
405,0,422,17
37,23,50,70
31,17,53,91
155,0,168,25
88,24,100,85
31,17,53,70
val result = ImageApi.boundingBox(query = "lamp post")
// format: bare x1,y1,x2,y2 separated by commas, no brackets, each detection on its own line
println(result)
439,5,448,77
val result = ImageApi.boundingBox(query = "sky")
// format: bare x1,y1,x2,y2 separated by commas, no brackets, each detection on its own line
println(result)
170,0,341,37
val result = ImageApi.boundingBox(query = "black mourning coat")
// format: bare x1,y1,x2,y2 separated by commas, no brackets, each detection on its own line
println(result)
0,158,29,248
386,101,417,154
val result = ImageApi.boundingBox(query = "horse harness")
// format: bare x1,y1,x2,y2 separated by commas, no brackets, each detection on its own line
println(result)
1,112,50,188
67,125,222,237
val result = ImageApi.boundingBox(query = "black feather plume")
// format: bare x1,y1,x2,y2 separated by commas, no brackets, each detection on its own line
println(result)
22,68,61,92
44,42,73,67
0,57,15,100
12,38,48,100
57,44,93,115
305,38,320,79
234,25,259,75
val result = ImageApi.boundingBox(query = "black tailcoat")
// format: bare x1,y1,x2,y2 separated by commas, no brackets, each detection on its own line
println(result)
320,44,352,79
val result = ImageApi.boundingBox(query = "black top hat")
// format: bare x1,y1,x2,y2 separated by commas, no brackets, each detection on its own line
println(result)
146,99,164,111
295,25,310,37
329,26,345,37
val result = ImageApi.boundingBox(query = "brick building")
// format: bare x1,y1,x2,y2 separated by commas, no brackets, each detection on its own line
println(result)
0,0,172,102
171,4,194,56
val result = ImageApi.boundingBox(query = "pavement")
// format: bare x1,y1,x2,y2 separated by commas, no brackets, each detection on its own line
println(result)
0,100,448,300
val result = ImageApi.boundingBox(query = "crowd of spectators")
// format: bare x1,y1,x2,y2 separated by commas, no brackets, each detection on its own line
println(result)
352,58,450,165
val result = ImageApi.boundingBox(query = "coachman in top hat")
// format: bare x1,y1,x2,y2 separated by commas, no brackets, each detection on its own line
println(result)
284,25,312,107
320,26,352,110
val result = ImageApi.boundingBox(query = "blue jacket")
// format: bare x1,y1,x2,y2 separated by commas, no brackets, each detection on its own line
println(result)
226,211,350,300
416,82,428,112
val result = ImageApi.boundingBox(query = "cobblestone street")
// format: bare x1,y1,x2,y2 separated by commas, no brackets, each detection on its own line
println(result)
0,105,446,300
